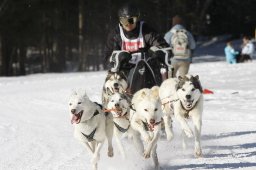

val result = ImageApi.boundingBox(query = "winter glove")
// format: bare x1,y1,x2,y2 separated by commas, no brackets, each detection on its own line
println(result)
109,51,131,72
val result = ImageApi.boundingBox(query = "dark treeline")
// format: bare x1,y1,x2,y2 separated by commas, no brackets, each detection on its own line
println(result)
0,0,255,76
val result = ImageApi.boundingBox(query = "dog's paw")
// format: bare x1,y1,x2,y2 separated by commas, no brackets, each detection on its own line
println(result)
143,151,151,159
195,149,203,158
108,149,114,157
184,129,193,138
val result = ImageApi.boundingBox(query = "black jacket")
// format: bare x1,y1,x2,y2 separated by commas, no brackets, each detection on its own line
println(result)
104,21,169,62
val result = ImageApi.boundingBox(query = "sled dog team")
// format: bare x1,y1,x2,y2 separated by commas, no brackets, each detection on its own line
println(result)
68,71,204,170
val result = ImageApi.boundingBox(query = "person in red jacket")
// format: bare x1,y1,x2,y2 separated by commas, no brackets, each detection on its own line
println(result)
104,3,172,91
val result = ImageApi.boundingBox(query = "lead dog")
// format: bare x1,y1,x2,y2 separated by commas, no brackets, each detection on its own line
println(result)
106,92,139,158
159,75,203,157
102,71,128,109
69,90,114,170
101,71,129,157
130,86,163,170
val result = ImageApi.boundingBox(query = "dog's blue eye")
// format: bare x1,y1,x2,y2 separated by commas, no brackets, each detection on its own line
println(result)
78,102,81,104
144,109,148,112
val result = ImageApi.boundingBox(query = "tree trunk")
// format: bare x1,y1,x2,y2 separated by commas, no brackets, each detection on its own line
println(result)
78,0,85,71
0,35,2,75
197,0,213,35
1,36,13,76
18,44,26,75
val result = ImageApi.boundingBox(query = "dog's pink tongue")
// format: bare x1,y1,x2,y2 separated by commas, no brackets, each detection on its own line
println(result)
71,114,79,124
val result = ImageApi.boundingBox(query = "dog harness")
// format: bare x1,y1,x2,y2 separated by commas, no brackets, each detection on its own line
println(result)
103,106,130,133
113,122,130,133
81,128,97,142
161,95,179,111
110,111,130,133
161,95,199,118
80,109,100,141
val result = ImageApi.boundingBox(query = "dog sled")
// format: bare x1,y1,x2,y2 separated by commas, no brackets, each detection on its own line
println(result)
110,48,173,95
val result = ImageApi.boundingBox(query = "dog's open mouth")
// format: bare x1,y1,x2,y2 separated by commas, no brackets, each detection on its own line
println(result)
71,110,83,124
117,109,123,116
114,106,123,116
113,87,119,92
183,100,194,109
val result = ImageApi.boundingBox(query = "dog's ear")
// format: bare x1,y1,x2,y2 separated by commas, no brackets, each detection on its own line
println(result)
190,75,199,81
191,75,203,93
177,76,185,90
151,86,159,98
105,71,112,80
71,89,78,96
141,91,147,98
178,75,188,81
81,90,89,99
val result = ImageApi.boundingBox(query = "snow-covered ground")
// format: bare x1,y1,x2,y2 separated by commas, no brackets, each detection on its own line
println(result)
0,57,256,170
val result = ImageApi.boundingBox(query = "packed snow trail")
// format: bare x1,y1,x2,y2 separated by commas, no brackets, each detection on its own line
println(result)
0,61,255,170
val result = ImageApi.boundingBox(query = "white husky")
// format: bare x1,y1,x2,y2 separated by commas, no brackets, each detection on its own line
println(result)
159,75,203,157
130,86,163,170
106,92,138,158
68,90,114,170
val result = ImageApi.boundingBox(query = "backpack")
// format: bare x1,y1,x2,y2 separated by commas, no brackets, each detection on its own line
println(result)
171,29,189,56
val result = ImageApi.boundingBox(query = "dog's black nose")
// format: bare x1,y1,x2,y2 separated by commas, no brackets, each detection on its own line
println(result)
115,103,120,107
186,95,191,99
71,109,76,114
114,83,119,88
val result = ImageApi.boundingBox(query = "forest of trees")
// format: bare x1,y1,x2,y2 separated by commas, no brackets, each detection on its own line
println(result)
0,0,255,76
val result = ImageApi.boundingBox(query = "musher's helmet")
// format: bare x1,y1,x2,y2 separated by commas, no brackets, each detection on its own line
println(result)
118,3,140,25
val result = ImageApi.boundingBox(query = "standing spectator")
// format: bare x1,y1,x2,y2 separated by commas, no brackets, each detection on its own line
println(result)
164,15,196,77
238,36,254,62
224,41,239,64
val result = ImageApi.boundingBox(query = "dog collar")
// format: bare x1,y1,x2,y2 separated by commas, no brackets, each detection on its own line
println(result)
81,128,97,142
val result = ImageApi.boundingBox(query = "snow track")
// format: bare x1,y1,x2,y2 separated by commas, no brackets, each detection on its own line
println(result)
0,61,255,170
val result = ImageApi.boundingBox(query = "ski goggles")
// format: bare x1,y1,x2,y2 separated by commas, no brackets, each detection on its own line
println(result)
119,17,138,25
